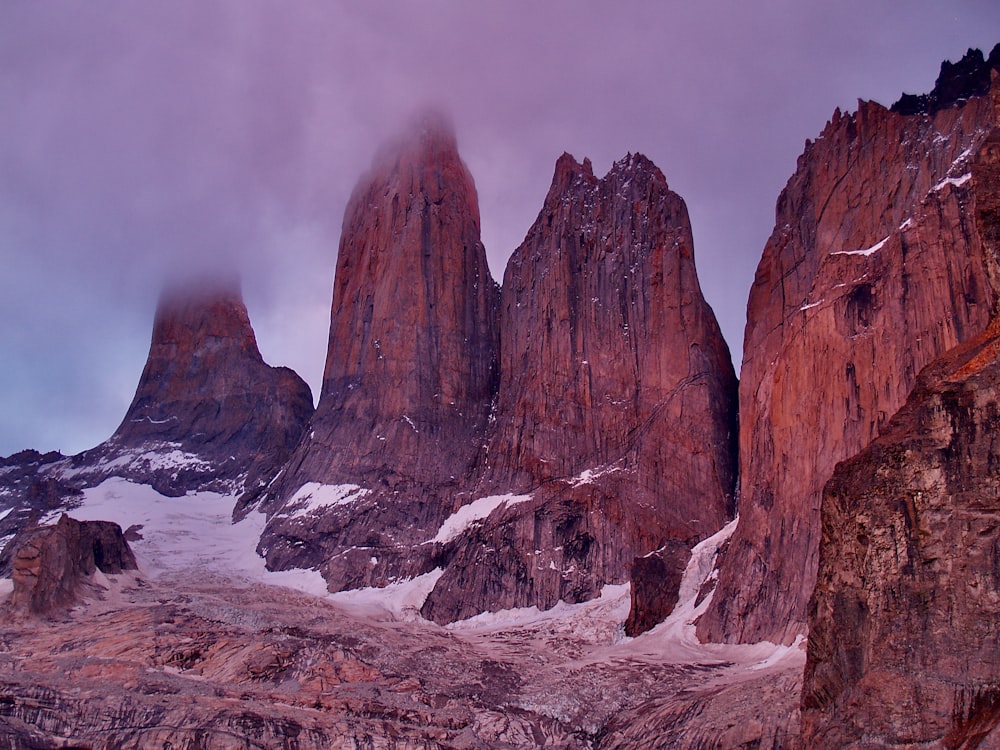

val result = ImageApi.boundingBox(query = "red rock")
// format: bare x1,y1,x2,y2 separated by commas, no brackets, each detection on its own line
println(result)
259,114,500,587
76,280,314,497
699,74,1000,646
624,541,691,637
421,153,737,624
800,109,1000,749
802,186,1000,747
5,514,137,616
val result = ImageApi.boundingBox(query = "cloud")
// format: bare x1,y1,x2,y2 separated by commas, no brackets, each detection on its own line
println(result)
1,0,998,455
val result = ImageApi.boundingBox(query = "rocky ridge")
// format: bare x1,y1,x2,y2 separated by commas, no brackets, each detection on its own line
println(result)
699,65,1000,645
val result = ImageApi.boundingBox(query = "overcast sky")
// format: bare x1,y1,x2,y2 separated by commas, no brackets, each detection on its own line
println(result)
1,1,998,457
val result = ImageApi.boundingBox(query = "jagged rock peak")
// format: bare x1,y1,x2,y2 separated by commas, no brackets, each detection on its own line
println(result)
255,114,499,589
699,58,999,646
419,149,738,625
78,277,314,496
547,151,666,198
892,42,1000,115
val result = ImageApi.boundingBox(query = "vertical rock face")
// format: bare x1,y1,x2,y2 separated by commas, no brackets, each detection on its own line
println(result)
699,67,1000,645
75,281,315,497
801,121,1000,750
803,297,1000,745
421,154,738,624
258,115,501,589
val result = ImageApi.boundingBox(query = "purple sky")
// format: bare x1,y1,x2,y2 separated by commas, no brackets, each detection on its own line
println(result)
2,1,998,457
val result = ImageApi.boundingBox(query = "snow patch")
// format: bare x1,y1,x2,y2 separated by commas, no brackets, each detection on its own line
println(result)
447,583,631,636
571,464,623,486
0,507,11,522
0,577,11,602
65,478,329,597
899,218,914,231
328,568,444,621
831,235,889,257
283,482,370,518
799,300,823,311
431,493,533,544
932,172,972,192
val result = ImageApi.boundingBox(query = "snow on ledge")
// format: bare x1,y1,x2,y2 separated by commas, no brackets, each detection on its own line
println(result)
932,172,972,192
831,235,889,258
283,482,370,518
430,493,532,544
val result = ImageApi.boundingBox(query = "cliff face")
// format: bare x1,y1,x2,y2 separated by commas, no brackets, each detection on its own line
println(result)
257,115,501,590
699,74,1000,645
803,131,1000,741
256,132,736,626
421,154,737,625
58,282,314,498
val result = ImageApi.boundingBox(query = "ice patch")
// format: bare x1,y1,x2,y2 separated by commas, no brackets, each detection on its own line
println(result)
932,172,971,192
831,235,889,257
283,482,370,518
328,568,444,621
431,493,533,544
65,478,329,597
447,583,631,634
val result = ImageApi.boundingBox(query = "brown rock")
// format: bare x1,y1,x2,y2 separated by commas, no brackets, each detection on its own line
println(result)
624,540,691,637
700,75,1000,645
259,113,500,587
801,311,1000,747
800,115,1000,749
422,153,737,624
74,280,314,497
5,514,137,616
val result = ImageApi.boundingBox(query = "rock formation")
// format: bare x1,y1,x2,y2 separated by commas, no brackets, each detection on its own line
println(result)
4,514,136,616
255,124,736,627
256,114,501,590
421,153,737,625
70,280,315,497
699,60,1000,645
803,208,1000,748
800,110,1000,750
892,43,1000,116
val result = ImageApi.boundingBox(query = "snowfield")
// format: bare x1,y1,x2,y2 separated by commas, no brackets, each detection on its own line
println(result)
18,477,801,674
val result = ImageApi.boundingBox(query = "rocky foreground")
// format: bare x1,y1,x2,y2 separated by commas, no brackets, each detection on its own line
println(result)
0,481,801,749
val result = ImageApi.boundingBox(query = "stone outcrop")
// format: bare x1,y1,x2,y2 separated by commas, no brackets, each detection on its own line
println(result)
802,312,1000,744
892,43,1000,115
4,514,136,616
699,64,1000,645
256,114,500,589
71,281,314,497
800,113,1000,750
624,541,691,637
421,153,737,625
